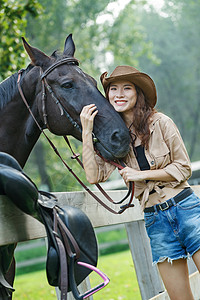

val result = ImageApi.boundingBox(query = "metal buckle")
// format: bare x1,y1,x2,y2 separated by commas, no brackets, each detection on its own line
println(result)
158,201,169,211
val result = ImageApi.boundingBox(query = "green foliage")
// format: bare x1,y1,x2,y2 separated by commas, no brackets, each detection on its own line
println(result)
24,134,89,192
0,0,42,80
25,0,114,77
136,0,200,160
104,0,156,69
24,0,152,84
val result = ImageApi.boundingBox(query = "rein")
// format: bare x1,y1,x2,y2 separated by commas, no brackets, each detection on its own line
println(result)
17,60,135,214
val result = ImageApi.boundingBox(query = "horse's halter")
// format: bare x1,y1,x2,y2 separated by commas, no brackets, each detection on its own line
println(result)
40,58,84,136
17,58,135,214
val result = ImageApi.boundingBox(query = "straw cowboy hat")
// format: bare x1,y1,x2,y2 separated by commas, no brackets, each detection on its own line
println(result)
100,65,157,108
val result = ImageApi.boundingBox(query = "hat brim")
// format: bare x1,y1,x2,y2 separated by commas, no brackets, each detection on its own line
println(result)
101,72,157,108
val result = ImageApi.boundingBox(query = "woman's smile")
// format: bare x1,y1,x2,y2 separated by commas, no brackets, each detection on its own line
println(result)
108,80,137,122
115,99,127,106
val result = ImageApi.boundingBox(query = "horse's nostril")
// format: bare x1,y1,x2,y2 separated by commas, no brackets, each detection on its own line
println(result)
109,129,130,157
111,130,122,143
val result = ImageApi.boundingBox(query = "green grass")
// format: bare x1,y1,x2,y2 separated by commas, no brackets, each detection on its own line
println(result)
13,271,57,300
90,250,141,300
13,250,141,300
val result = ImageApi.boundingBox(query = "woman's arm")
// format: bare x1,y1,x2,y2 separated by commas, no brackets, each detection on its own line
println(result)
120,115,191,185
161,117,192,183
80,104,99,184
119,167,175,184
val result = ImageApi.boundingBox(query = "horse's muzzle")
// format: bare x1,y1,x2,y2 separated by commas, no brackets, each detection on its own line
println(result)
94,128,130,160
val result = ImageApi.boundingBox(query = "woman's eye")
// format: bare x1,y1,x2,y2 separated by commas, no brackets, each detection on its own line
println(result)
61,82,73,89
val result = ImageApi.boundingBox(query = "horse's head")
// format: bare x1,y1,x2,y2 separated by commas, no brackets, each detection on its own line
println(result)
22,34,130,160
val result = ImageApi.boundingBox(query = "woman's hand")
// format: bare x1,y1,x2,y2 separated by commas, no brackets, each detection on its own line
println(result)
119,167,145,183
80,104,98,134
80,104,99,184
119,167,176,183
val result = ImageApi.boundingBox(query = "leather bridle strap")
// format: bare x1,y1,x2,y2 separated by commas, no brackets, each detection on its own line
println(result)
94,150,135,205
17,70,44,133
63,136,135,208
41,58,79,79
42,135,125,214
56,211,81,259
53,210,68,300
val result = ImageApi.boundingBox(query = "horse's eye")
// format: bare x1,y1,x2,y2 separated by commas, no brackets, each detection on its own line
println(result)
61,82,73,89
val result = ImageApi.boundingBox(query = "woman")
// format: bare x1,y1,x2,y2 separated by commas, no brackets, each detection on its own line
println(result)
80,65,200,300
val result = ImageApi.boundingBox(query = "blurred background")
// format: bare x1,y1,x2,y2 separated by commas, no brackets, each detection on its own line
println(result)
1,0,200,298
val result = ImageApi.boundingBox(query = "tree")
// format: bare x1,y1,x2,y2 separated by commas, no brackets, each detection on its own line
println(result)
103,0,157,73
0,0,42,80
136,0,200,161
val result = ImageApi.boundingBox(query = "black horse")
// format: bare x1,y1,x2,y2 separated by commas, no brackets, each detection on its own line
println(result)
0,34,130,167
0,34,130,299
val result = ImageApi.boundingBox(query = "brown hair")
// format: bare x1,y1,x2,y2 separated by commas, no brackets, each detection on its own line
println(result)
106,84,156,148
132,86,155,148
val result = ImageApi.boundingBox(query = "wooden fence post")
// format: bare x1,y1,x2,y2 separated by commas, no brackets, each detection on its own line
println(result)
125,221,164,300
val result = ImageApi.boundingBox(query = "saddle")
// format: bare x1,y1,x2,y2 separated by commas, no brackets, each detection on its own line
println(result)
0,152,109,299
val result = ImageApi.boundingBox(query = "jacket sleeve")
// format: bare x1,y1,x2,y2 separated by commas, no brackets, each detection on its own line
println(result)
161,116,192,185
94,153,116,182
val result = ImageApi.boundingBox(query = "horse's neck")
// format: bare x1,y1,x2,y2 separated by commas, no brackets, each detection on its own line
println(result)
0,68,42,167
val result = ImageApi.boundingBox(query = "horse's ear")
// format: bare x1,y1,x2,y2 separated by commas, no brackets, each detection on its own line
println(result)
22,37,51,67
63,34,75,57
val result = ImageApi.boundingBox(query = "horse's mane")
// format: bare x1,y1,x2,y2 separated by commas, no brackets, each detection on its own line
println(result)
0,65,34,111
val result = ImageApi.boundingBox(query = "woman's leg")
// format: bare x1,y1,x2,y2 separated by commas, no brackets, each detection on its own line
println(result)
157,259,194,300
192,248,200,271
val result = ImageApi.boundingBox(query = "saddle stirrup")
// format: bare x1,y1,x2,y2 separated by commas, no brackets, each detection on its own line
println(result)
69,255,110,300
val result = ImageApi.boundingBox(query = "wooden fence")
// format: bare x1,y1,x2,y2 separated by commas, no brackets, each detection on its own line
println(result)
0,187,200,299
15,224,128,269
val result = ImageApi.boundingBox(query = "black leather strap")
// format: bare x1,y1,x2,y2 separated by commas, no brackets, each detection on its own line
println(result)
144,188,193,213
40,58,79,79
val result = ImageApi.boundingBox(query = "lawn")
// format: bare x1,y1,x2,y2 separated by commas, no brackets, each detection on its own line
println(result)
13,250,141,300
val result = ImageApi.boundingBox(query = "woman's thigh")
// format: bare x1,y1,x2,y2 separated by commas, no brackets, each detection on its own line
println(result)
157,259,194,300
192,248,200,271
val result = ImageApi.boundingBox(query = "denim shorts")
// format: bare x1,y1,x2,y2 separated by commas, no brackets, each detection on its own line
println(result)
144,191,200,265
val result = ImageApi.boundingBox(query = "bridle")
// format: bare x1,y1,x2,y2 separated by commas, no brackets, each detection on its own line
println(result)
40,58,83,133
17,58,135,214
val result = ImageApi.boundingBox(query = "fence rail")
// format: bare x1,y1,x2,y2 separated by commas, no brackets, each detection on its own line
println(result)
15,224,128,268
1,187,200,299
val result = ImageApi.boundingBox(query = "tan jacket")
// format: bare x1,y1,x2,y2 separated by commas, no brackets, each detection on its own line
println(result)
95,112,191,209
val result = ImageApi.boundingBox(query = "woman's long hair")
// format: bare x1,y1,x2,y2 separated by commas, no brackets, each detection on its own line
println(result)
106,84,156,148
131,86,156,148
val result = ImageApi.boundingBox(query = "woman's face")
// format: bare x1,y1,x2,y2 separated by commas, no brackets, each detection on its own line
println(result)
108,80,137,115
